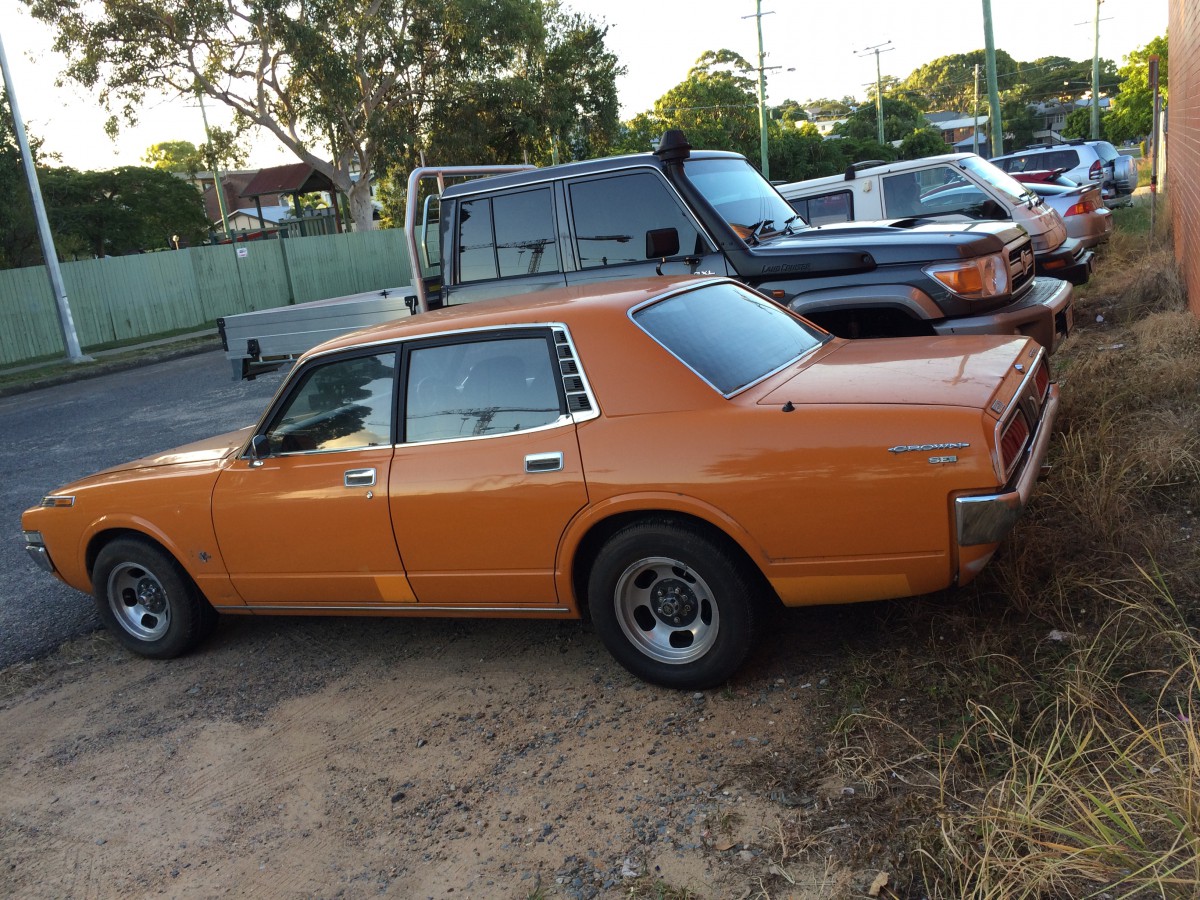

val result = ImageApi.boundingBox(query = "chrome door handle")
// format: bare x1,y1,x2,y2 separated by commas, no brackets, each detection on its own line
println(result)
344,468,377,487
525,452,564,474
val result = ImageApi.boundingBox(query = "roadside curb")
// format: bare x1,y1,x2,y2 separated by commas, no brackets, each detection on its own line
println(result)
0,337,223,400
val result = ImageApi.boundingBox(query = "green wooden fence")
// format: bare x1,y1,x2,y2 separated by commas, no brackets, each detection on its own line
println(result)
0,229,413,368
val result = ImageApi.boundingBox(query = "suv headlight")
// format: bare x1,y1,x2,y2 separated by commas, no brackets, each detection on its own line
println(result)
924,253,1010,300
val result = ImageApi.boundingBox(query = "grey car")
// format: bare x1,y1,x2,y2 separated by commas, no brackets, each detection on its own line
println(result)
991,140,1137,204
1025,181,1113,249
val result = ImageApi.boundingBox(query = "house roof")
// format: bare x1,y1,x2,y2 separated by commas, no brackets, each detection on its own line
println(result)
933,115,990,131
241,163,336,198
230,205,292,225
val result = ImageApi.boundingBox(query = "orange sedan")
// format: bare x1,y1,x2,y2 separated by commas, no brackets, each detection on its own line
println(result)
22,277,1057,688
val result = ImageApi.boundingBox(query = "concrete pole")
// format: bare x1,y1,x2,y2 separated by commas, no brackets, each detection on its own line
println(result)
874,49,885,146
973,63,981,155
756,0,769,180
197,91,232,239
0,33,90,363
982,0,1004,157
1091,0,1102,139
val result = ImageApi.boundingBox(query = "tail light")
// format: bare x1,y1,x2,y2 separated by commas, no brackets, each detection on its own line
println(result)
1034,360,1050,403
1000,413,1031,480
1089,160,1103,181
1064,196,1101,217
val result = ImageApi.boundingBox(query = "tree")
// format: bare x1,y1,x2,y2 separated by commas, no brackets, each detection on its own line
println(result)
143,140,202,175
901,50,1019,113
899,128,949,160
834,96,926,144
25,0,619,232
1060,106,1096,140
1104,34,1167,144
0,90,41,269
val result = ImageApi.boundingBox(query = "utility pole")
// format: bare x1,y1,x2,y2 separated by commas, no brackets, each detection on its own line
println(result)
0,33,90,363
981,0,1004,157
744,0,775,180
973,63,981,155
196,89,232,239
857,42,893,146
1091,0,1102,139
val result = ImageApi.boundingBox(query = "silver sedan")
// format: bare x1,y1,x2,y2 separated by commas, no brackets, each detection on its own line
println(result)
1025,181,1113,249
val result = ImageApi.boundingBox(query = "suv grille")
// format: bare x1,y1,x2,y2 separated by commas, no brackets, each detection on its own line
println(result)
1008,245,1036,294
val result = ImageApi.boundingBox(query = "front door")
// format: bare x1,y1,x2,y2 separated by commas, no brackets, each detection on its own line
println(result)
212,350,415,607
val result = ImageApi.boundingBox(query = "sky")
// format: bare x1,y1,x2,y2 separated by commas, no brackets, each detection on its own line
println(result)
2,0,1169,171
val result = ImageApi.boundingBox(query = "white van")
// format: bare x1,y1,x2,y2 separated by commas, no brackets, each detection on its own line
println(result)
779,153,1094,285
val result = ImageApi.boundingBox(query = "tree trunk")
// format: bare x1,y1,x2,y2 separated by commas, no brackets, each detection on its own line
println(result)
347,177,376,231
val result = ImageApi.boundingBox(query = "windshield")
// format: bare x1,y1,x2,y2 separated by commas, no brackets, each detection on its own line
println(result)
961,156,1037,205
685,157,803,238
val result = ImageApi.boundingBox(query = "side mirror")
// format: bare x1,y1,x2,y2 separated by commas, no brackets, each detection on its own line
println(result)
249,434,272,466
645,227,680,259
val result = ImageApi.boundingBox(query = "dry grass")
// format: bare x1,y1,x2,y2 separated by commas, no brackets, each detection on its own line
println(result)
757,199,1200,900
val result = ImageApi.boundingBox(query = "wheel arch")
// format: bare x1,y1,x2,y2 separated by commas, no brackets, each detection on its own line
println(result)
561,500,780,617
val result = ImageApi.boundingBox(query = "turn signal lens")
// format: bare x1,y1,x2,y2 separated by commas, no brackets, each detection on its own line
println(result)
924,253,1010,300
40,495,75,508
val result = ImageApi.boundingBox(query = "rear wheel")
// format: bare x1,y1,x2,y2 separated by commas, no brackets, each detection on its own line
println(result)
587,521,758,689
92,537,217,658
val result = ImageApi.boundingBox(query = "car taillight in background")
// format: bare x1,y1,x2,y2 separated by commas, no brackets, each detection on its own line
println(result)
1089,160,1103,182
1062,195,1101,217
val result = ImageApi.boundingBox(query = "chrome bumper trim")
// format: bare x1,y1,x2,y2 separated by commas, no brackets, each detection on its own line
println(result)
956,384,1060,546
23,533,55,574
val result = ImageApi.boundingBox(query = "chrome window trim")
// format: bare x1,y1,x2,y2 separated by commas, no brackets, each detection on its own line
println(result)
628,279,828,398
245,323,601,457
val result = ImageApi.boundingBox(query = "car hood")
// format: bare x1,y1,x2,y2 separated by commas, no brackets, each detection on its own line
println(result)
99,427,253,474
760,335,1031,409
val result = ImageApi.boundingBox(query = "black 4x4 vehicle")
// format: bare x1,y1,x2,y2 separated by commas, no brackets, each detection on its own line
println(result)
418,131,1072,349
219,131,1074,379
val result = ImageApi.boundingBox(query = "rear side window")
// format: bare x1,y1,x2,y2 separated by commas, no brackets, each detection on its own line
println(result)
789,191,852,225
404,335,563,442
569,172,705,270
633,282,825,395
457,188,559,283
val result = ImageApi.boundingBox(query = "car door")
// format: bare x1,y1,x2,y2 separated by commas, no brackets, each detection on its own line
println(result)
390,327,591,607
211,349,415,607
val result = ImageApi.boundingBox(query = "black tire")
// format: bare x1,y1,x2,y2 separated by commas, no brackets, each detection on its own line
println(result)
92,537,218,659
587,520,759,689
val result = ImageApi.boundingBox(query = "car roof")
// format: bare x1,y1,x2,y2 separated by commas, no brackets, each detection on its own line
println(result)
780,153,980,192
305,275,730,357
441,150,745,198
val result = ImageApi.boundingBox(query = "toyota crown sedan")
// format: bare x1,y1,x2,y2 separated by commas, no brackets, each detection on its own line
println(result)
22,276,1058,688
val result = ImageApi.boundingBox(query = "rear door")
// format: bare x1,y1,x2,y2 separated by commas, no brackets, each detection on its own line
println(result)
389,326,591,607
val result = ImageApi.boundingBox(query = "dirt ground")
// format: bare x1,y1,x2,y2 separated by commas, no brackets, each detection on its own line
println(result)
0,606,899,899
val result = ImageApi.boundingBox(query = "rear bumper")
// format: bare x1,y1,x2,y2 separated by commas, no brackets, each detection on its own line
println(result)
956,383,1060,547
932,276,1073,354
1036,237,1094,285
1066,207,1114,249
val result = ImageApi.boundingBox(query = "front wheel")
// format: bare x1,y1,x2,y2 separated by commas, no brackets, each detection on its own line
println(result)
587,521,759,689
92,537,217,658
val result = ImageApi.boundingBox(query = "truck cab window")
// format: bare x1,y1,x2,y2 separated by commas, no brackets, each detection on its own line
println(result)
569,173,704,270
457,189,559,283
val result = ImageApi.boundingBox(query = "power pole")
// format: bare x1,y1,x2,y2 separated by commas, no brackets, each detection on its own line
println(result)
0,33,89,363
196,90,233,239
744,0,775,180
973,63,981,155
982,0,1004,157
1091,0,1102,139
857,42,894,146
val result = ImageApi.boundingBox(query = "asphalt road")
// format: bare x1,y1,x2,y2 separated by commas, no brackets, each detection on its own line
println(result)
0,350,284,668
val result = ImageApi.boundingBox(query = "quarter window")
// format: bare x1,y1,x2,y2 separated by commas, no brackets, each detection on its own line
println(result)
265,352,396,453
405,335,563,442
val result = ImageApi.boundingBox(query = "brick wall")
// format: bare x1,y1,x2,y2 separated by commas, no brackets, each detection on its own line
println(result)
1170,0,1200,316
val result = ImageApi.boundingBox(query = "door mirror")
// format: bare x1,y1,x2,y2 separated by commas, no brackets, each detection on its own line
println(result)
249,434,272,464
645,227,680,259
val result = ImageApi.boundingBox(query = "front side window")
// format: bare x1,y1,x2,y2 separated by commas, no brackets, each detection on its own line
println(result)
404,334,563,442
633,282,826,395
265,352,396,453
570,172,705,269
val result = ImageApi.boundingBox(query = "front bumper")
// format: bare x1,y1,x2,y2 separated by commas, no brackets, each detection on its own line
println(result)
931,276,1073,354
955,384,1060,547
23,531,56,574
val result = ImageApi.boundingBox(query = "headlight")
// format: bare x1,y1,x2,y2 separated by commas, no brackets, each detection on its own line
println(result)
924,253,1010,300
1029,233,1051,253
